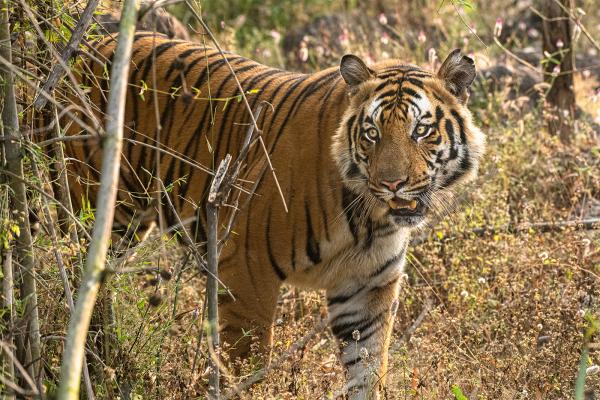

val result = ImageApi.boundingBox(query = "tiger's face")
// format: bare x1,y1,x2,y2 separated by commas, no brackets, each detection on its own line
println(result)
333,50,485,228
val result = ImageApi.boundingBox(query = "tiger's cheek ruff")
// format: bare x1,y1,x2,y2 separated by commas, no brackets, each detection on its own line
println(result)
429,103,485,191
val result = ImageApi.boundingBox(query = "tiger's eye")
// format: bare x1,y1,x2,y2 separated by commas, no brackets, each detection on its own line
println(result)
363,128,379,143
413,124,431,140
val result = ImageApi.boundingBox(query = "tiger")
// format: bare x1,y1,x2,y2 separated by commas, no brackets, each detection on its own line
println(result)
64,32,485,399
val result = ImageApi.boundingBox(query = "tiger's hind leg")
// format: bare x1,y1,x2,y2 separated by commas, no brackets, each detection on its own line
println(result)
217,257,282,368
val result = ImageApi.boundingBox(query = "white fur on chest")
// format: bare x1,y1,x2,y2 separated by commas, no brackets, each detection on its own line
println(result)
287,225,410,291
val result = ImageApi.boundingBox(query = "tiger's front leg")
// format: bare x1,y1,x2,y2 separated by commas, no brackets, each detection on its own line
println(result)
327,274,401,400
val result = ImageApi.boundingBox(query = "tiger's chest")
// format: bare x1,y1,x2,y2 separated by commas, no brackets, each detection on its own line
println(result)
285,216,410,291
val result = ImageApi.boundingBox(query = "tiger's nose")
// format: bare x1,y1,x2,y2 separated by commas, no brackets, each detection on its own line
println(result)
380,177,408,192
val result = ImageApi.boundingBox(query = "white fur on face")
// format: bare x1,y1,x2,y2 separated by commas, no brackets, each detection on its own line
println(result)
367,98,384,121
410,93,432,122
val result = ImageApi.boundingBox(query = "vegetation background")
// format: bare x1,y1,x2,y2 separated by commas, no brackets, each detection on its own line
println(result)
1,0,600,399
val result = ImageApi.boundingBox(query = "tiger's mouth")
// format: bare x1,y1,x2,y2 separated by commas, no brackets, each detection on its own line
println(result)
387,197,426,226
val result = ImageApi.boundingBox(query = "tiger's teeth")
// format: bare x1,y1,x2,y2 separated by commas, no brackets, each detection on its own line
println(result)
388,198,418,210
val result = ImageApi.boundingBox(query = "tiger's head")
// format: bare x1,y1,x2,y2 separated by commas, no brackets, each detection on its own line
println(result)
333,50,486,228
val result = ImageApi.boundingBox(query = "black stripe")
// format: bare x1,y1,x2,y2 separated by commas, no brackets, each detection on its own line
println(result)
305,202,321,265
428,132,442,145
220,70,291,160
333,311,386,343
376,89,398,99
126,41,180,166
224,70,295,155
460,150,472,171
450,109,467,144
401,86,421,99
289,70,339,118
405,72,431,79
345,114,357,162
347,162,364,180
342,187,360,245
211,63,262,157
445,119,458,160
330,311,359,326
170,57,247,188
260,74,309,136
442,148,473,188
162,56,238,189
248,74,309,165
139,41,182,84
164,47,203,79
327,286,363,307
404,97,422,114
317,76,342,126
266,210,287,280
370,250,406,278
267,72,339,155
435,106,444,126
406,77,425,88
160,53,208,166
187,57,248,146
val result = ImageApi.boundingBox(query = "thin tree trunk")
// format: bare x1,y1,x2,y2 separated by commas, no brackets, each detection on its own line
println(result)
542,0,576,143
206,155,231,400
1,247,16,400
56,0,140,398
0,0,43,390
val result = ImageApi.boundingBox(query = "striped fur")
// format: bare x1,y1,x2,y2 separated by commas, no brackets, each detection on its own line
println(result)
64,34,485,398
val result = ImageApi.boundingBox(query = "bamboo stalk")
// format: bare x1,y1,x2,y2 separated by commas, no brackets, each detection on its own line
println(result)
0,0,42,389
56,1,140,398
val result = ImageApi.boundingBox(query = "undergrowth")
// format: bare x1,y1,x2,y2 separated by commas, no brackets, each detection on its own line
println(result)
2,0,599,399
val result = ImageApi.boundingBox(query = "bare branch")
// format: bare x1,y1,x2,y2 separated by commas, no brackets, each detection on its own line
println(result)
33,0,101,109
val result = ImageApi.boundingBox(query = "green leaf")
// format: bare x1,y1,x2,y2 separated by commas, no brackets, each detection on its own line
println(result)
10,224,20,237
451,384,468,400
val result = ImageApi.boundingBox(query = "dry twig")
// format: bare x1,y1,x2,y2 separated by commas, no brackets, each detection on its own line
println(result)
33,0,101,109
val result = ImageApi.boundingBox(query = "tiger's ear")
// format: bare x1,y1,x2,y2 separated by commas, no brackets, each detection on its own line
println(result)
340,54,374,90
437,49,476,102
